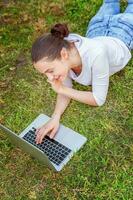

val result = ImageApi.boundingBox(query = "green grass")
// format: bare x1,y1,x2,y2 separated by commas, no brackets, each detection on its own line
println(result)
0,0,133,199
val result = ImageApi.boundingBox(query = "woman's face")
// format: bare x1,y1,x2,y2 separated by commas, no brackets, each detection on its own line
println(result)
34,57,69,82
33,47,73,82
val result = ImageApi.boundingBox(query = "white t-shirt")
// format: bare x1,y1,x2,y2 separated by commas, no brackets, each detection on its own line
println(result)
63,33,131,106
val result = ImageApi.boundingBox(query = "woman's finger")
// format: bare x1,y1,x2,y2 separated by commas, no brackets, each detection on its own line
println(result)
35,127,45,138
49,128,58,139
38,129,49,144
35,128,46,143
35,128,41,135
38,127,51,144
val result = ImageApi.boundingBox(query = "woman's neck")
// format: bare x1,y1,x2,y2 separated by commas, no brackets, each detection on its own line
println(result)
68,46,82,71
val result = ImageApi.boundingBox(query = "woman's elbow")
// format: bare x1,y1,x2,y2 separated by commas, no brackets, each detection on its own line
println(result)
97,101,105,106
96,99,106,106
93,95,106,107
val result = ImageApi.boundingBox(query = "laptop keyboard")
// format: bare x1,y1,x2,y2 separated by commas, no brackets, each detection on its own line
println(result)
23,127,72,166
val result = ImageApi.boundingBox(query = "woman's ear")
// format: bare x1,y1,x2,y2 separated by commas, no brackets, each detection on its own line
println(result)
60,47,69,60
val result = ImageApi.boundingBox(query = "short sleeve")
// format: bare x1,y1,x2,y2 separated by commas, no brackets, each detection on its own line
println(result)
92,49,109,106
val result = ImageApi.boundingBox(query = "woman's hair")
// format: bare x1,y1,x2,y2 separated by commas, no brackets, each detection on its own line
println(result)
31,23,71,63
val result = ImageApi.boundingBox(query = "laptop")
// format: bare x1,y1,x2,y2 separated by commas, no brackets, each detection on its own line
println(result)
0,113,87,172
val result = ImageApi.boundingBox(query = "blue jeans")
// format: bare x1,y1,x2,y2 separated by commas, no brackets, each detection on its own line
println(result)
85,0,133,50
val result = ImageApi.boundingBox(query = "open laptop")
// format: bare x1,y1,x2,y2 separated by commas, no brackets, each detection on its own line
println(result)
0,114,87,172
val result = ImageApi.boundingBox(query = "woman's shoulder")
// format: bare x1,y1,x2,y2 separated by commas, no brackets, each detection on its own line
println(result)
64,33,82,40
64,33,83,48
66,33,106,51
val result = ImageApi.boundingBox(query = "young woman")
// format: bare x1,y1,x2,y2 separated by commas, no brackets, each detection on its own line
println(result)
31,0,132,144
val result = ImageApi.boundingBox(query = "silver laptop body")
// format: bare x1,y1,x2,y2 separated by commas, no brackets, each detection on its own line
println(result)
0,114,87,172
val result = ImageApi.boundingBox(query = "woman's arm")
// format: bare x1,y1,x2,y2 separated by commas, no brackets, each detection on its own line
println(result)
36,93,71,142
59,86,97,106
51,93,71,119
92,48,109,106
58,48,109,107
51,75,73,119
50,48,109,107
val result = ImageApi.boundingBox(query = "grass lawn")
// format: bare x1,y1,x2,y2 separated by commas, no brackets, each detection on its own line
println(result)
0,0,133,199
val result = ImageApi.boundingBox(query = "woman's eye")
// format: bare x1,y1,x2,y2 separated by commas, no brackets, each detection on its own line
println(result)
47,70,53,73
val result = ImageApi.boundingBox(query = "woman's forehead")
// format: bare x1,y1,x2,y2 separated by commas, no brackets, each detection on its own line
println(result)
35,59,51,68
34,57,62,70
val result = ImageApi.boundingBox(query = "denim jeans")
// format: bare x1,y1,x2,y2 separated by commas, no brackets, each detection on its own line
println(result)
85,0,133,50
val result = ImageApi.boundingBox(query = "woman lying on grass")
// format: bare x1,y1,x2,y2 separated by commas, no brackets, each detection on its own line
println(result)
31,0,132,143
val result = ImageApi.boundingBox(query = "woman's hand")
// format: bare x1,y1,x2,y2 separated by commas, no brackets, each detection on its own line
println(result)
47,79,64,94
35,117,60,144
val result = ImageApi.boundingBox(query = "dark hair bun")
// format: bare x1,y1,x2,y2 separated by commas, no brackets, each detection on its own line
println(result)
51,23,69,39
